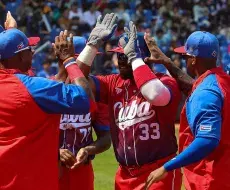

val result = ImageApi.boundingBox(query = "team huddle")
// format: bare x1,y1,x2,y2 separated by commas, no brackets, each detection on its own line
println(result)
0,11,230,190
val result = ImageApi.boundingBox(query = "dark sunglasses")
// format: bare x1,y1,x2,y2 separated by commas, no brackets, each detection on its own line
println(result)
117,53,128,61
181,54,194,59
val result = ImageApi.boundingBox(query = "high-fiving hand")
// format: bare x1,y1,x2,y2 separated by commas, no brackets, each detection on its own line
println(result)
122,21,142,64
4,11,17,29
53,30,75,61
87,13,118,48
144,33,171,65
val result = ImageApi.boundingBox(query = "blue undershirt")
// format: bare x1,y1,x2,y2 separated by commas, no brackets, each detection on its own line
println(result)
164,74,223,171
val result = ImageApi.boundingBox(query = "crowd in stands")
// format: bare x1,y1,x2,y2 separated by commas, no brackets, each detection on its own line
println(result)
0,0,229,76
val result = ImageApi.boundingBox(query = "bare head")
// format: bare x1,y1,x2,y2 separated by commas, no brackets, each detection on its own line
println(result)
0,29,40,73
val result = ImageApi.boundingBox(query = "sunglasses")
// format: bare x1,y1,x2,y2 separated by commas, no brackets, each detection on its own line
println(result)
181,54,195,60
117,53,128,61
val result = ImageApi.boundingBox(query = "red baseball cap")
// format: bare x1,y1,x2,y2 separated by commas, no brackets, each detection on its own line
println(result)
28,37,40,46
174,46,186,54
107,46,124,54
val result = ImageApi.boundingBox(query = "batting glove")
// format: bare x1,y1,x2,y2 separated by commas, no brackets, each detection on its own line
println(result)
123,21,142,64
87,13,118,48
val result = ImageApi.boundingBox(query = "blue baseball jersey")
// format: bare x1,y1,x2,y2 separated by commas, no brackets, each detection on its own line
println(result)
186,74,223,141
16,74,90,114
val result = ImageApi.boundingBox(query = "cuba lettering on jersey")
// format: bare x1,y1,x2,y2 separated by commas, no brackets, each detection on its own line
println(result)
97,74,181,166
59,113,93,155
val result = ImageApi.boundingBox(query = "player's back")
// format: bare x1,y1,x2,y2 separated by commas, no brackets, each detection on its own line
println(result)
0,70,60,190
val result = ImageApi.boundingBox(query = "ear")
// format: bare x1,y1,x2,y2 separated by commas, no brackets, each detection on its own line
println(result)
0,62,4,69
18,51,24,62
192,56,196,65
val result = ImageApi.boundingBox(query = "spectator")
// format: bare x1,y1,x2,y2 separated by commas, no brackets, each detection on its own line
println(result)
135,3,144,22
193,0,209,22
83,3,101,28
58,9,71,30
36,58,55,78
68,2,83,22
114,2,130,24
102,42,117,74
4,0,21,17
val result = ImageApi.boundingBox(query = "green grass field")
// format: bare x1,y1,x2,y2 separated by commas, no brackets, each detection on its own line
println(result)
93,125,185,190
93,146,117,190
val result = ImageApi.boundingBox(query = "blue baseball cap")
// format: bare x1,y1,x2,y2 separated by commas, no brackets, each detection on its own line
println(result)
72,36,87,55
0,28,40,60
174,31,219,59
108,32,150,59
0,25,4,33
71,36,101,56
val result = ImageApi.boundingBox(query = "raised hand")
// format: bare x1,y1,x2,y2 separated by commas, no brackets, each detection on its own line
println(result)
87,13,118,48
53,30,75,61
4,11,17,29
123,21,142,64
144,33,170,65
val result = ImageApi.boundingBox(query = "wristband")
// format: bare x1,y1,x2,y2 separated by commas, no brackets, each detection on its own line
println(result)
63,57,76,68
133,64,157,89
77,45,98,66
63,57,84,81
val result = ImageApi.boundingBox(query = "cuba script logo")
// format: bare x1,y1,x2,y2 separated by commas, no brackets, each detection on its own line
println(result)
114,100,155,130
60,113,91,130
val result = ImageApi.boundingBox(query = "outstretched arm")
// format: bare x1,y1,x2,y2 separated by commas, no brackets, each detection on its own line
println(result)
122,22,172,106
53,30,95,102
76,13,118,77
144,33,194,96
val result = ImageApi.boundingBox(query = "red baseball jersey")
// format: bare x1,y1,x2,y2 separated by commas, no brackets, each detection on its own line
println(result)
0,69,90,190
96,73,181,166
59,102,109,156
180,68,230,190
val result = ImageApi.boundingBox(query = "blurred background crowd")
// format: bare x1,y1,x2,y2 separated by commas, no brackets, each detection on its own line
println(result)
0,0,229,77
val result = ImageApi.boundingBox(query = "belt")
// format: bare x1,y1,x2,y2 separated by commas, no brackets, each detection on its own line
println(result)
120,153,176,177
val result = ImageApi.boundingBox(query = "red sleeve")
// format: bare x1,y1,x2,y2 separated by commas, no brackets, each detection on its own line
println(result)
95,75,115,105
93,102,110,131
133,65,157,89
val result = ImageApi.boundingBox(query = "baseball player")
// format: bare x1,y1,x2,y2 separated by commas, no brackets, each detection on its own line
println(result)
76,15,182,189
57,36,110,190
0,29,95,190
144,31,230,190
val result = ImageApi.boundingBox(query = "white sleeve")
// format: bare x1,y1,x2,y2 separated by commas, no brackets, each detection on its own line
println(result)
132,58,171,106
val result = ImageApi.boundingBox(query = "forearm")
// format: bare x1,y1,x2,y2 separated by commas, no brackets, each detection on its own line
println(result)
55,60,67,82
84,131,111,155
64,57,95,102
132,58,171,106
164,137,219,171
76,45,98,78
164,59,194,96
